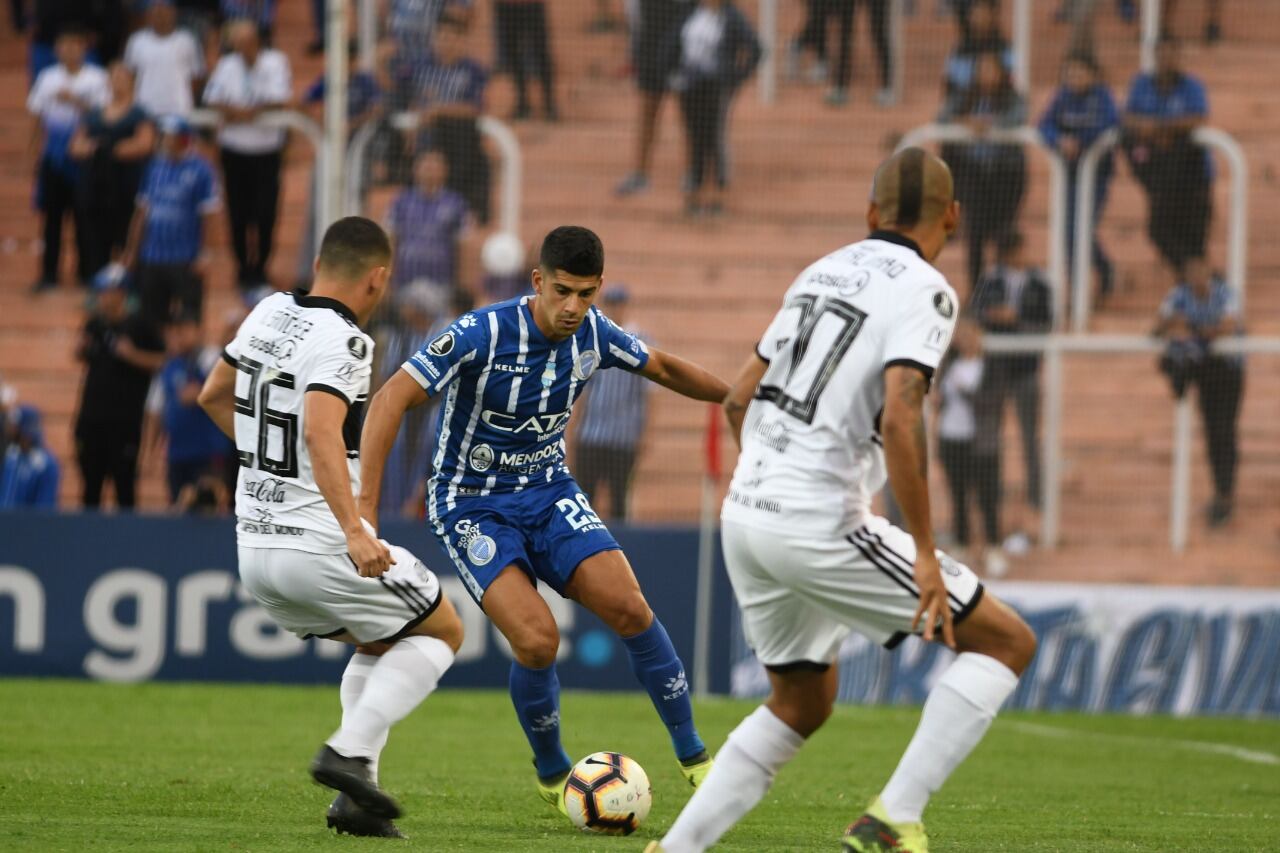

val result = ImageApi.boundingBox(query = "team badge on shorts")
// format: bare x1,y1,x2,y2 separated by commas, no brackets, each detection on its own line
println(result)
455,518,497,566
573,350,599,381
469,443,494,472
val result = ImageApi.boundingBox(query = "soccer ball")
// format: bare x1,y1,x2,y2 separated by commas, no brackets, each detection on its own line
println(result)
563,752,652,835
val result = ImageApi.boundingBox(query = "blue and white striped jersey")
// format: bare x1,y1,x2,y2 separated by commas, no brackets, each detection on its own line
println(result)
400,296,650,514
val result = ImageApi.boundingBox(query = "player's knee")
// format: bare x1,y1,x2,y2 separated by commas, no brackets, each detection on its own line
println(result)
510,624,561,669
1008,616,1037,674
606,592,653,638
765,693,831,739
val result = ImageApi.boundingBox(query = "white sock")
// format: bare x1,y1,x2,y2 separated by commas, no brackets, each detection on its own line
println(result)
662,706,804,853
327,636,454,761
338,652,389,782
879,653,1019,824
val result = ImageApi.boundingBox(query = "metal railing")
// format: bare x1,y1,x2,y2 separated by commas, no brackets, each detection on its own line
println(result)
187,108,329,252
343,112,522,242
982,333,1279,552
1071,126,1248,332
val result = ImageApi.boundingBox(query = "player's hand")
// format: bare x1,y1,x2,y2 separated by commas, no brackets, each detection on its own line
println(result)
910,550,956,650
347,527,392,578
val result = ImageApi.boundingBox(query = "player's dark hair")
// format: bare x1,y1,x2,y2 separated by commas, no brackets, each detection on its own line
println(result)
437,12,467,32
539,226,604,278
317,216,392,281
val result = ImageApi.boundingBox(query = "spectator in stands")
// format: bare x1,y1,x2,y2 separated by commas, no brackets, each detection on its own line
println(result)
1039,52,1119,299
69,63,156,278
387,0,473,71
31,1,124,82
971,231,1051,526
1154,256,1243,527
494,0,558,121
144,313,232,504
940,49,1027,290
122,115,220,328
74,266,166,510
220,0,275,39
124,0,205,118
0,406,60,510
936,319,1003,573
176,471,231,514
573,286,650,520
387,150,472,300
27,28,111,292
825,0,893,107
9,0,27,34
786,0,830,86
374,282,449,517
1122,38,1211,274
615,0,692,197
943,0,1011,97
174,0,221,56
409,15,491,224
667,0,762,218
203,18,291,290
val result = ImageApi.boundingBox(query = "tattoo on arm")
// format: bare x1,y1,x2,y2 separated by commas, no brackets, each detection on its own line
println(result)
897,370,930,479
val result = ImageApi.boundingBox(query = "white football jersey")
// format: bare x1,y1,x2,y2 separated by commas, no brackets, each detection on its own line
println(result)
723,233,958,534
223,291,374,553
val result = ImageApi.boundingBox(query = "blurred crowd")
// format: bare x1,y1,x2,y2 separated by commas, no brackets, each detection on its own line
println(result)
7,0,1243,542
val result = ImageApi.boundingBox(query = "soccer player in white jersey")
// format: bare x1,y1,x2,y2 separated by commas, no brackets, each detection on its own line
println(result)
198,217,465,838
648,149,1037,853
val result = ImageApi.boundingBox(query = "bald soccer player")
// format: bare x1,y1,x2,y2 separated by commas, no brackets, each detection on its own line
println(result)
646,149,1037,853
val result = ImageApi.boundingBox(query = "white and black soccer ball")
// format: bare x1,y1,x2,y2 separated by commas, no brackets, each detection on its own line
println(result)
563,751,652,836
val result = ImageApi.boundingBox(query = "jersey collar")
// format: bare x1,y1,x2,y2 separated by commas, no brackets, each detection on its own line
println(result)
292,289,359,326
867,230,926,261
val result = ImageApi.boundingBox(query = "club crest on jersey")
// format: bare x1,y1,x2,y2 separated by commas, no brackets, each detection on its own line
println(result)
454,518,496,566
573,350,599,381
347,336,368,359
469,443,494,472
932,291,955,319
540,355,557,389
427,331,455,357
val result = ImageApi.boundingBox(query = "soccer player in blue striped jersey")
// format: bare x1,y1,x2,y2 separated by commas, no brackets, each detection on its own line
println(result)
360,226,729,808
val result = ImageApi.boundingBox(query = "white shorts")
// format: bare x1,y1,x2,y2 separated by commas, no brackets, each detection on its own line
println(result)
721,515,984,667
238,543,443,644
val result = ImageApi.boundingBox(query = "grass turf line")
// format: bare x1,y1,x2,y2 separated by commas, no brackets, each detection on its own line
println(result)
1,680,1277,851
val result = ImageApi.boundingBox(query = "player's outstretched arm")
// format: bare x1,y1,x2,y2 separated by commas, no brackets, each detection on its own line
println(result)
638,347,730,404
882,365,955,650
722,352,769,448
306,390,392,577
197,358,238,439
358,369,429,527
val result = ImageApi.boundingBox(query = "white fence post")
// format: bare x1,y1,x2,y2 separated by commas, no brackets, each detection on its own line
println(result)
1012,0,1032,92
321,0,349,234
759,0,778,105
1141,0,1161,74
1170,395,1193,553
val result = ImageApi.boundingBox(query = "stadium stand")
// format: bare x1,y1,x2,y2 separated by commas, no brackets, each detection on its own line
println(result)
0,0,1276,585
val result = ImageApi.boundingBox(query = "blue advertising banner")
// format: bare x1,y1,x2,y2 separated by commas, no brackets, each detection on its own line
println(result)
731,581,1280,717
0,513,733,692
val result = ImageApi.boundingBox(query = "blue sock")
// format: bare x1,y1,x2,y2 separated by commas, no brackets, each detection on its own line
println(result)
622,617,706,762
509,662,573,780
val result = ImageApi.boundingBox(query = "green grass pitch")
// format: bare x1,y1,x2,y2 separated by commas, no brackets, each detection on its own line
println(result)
1,679,1277,851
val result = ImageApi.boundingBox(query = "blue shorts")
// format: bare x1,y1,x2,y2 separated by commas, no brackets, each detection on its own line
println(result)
429,476,620,605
